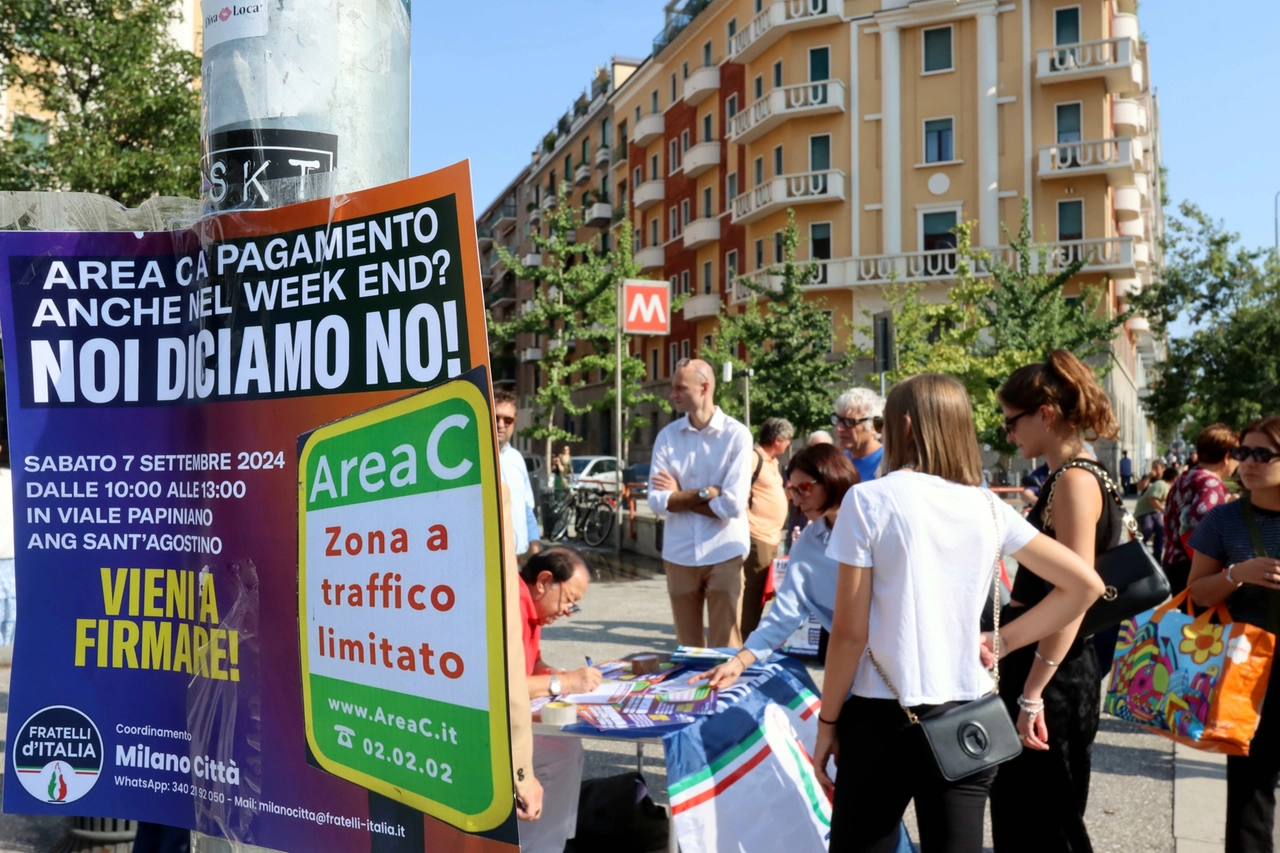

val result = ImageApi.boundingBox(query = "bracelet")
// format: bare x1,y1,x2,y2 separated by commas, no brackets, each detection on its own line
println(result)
1017,694,1044,722
1226,564,1243,588
1034,650,1060,667
817,714,840,725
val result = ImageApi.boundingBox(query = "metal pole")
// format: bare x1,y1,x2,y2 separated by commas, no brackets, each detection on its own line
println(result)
1274,190,1279,257
743,371,751,431
614,277,624,553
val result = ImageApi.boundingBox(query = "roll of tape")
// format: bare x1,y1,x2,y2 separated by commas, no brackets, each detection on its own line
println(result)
542,702,577,727
631,654,660,675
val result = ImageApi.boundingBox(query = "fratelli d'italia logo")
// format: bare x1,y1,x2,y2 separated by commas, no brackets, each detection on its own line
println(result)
12,706,103,804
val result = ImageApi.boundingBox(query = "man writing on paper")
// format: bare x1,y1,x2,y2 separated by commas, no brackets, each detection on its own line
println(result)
648,358,753,648
518,548,602,853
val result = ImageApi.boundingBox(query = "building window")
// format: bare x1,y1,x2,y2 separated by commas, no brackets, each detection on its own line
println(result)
651,90,659,113
681,339,690,360
810,134,831,172
703,41,712,66
774,230,784,263
650,348,658,380
650,218,659,246
754,75,764,100
725,250,738,290
702,186,713,218
773,145,784,176
772,60,783,88
669,343,678,376
669,207,679,239
811,222,832,260
923,26,953,73
619,119,628,147
922,210,959,251
669,140,679,174
681,199,690,227
1057,199,1084,241
634,166,643,187
703,114,713,142
651,154,659,182
634,106,642,127
726,93,738,120
680,271,690,295
702,261,713,294
681,129,690,153
582,138,589,162
703,334,713,352
670,73,677,102
601,118,610,146
1055,6,1081,45
755,0,762,11
727,18,737,48
754,156,764,186
755,238,765,269
809,47,830,82
13,115,49,148
924,118,954,163
727,171,739,201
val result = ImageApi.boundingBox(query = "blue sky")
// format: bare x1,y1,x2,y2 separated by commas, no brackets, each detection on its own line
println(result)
410,0,1280,254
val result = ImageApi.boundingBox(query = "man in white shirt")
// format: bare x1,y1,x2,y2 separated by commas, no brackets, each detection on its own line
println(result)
648,359,753,648
494,390,542,557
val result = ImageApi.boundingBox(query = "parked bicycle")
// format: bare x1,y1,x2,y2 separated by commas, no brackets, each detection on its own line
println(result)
545,482,616,547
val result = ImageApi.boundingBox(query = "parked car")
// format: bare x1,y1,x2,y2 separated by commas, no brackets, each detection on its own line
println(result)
568,456,624,494
624,463,650,501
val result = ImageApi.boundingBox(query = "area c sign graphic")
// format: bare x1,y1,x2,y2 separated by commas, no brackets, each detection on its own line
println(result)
622,279,671,335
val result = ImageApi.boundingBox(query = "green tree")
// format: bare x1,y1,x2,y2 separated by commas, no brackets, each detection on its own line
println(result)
1132,202,1280,437
0,0,201,205
707,211,861,434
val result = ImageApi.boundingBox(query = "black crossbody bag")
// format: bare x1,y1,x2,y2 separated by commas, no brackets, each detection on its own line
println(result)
1043,460,1170,638
867,491,1022,782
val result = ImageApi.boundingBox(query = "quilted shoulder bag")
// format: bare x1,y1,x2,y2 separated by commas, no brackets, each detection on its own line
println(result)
1044,459,1170,638
867,490,1022,781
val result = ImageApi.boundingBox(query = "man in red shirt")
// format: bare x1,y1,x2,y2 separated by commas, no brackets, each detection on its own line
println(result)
517,548,601,853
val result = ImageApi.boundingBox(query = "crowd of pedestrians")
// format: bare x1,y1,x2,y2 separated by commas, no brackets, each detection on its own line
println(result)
495,346,1280,853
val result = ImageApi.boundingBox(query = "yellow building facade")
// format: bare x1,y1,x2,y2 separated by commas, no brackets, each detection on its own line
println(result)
490,0,1164,469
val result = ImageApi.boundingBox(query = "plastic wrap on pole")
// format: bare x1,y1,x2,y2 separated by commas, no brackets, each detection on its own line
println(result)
200,0,411,212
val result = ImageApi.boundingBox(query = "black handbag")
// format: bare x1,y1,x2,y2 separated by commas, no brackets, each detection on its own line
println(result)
867,491,1022,782
1043,460,1170,638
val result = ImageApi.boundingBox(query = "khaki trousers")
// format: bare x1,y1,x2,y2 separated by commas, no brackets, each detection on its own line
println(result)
740,537,779,638
664,556,745,648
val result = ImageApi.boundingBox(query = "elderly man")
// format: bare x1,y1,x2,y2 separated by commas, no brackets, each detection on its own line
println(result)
649,358,753,648
742,417,793,636
832,387,885,483
494,389,541,557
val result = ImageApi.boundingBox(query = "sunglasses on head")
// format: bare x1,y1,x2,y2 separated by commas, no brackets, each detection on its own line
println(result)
1231,446,1280,464
831,414,884,431
784,481,817,497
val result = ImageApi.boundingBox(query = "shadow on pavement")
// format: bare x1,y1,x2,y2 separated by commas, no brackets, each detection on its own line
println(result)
0,776,72,853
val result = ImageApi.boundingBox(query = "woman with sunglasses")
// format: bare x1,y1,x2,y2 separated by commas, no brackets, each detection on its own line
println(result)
691,444,860,690
1186,417,1280,851
991,349,1123,853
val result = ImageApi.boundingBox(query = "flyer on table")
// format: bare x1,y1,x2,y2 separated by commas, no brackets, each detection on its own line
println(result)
0,164,519,851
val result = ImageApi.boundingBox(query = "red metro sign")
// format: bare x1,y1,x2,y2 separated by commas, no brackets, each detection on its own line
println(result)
622,279,671,335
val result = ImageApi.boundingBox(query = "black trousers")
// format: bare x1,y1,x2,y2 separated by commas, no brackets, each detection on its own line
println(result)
829,695,996,853
1227,667,1280,853
991,629,1099,853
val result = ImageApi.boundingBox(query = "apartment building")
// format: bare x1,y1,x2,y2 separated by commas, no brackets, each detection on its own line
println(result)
487,0,1164,471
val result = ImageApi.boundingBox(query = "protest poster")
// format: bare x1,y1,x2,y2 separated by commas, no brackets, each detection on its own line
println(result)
0,163,520,851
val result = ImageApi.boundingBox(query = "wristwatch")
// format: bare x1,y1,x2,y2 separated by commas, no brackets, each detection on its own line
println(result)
549,674,563,696
698,486,712,501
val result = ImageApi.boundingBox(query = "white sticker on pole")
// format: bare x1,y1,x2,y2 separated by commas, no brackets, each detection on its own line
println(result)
201,0,268,49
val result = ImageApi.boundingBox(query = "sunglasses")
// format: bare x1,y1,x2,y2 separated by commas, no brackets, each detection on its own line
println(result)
1231,446,1280,464
495,415,517,426
831,414,884,431
784,481,817,498
1003,411,1031,433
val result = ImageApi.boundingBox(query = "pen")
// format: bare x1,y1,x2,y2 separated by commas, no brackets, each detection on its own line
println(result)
586,656,594,668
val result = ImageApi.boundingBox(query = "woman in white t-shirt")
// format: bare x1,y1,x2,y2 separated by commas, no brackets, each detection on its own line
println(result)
813,374,1103,853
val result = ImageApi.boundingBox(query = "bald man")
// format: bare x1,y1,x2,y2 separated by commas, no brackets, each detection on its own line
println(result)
648,358,753,648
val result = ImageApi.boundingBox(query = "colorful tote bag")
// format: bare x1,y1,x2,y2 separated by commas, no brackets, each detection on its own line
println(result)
1105,591,1274,755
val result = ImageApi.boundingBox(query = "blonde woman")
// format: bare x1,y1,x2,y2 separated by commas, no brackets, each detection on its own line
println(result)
814,374,1103,852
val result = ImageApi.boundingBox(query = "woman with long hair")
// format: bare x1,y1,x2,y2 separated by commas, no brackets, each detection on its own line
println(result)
692,444,859,689
1186,417,1280,852
990,349,1123,853
1163,424,1241,594
813,373,1103,852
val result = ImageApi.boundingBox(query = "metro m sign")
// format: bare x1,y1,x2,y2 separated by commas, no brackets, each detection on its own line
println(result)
622,279,671,335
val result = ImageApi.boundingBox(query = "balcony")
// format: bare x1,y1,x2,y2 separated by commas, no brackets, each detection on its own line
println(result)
527,204,541,225
682,141,720,178
683,217,720,250
490,201,517,233
486,283,516,308
612,140,629,168
728,0,845,65
521,253,542,267
729,80,845,145
682,66,720,105
635,246,665,272
1112,98,1148,136
653,0,714,56
585,202,613,228
634,113,665,147
574,163,592,186
520,347,542,363
1113,186,1142,221
634,180,665,210
732,170,845,225
1036,36,1142,94
1038,137,1140,186
682,293,721,321
1133,241,1149,268
1118,217,1144,240
477,224,494,250
595,145,611,169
